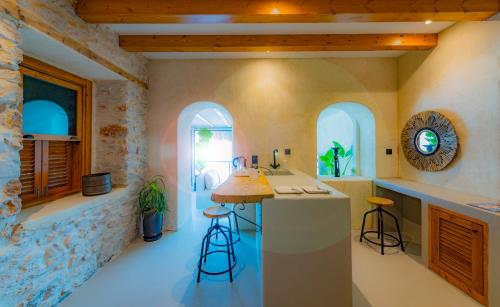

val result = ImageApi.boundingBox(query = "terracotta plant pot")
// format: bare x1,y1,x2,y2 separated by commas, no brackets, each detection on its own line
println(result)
142,211,163,242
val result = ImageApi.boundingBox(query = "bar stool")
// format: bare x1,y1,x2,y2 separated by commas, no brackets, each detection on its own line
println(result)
360,196,405,255
217,203,241,244
197,206,237,283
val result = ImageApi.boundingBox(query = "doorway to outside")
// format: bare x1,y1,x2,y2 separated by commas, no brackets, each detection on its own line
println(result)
192,127,232,191
190,107,233,213
177,102,233,227
191,111,233,187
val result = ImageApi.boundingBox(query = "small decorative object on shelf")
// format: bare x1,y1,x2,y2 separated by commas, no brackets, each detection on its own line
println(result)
401,110,458,172
82,173,111,196
139,176,168,242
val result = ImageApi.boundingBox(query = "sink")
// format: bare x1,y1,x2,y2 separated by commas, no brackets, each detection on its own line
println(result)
262,169,294,176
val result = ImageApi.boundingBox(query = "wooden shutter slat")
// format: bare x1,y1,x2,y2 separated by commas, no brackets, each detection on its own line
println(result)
439,239,472,259
45,141,74,195
20,140,35,196
441,219,474,238
19,140,42,203
439,247,473,279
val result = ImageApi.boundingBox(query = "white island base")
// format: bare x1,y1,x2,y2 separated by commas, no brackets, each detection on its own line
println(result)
261,170,352,307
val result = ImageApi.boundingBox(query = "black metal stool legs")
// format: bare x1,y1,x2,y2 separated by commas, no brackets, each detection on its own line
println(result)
360,207,378,243
360,206,405,255
380,208,405,252
377,211,381,239
379,210,385,255
197,219,237,283
197,228,209,282
232,209,240,237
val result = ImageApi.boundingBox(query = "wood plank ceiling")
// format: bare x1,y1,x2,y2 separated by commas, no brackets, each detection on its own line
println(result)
76,0,499,53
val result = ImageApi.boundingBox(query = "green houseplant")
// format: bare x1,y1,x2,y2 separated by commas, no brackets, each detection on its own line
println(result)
139,176,168,242
194,128,213,174
319,141,355,176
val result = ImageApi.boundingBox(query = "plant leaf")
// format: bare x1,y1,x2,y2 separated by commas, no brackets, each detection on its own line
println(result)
345,145,353,158
332,141,345,158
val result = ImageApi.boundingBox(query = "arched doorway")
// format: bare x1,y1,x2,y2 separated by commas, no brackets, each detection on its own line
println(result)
177,102,233,227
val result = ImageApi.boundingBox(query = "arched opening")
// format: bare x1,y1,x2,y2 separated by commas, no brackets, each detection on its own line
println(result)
317,102,376,178
23,100,69,135
177,102,233,228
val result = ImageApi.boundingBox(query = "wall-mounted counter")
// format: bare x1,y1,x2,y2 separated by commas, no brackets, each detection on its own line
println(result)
374,178,500,306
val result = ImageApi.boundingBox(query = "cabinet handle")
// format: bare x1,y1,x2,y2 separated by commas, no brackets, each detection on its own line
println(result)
35,187,40,198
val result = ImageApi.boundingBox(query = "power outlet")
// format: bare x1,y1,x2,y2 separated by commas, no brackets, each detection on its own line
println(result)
284,148,291,155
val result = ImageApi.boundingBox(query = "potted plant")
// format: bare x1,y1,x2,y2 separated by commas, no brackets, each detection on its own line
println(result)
138,176,167,242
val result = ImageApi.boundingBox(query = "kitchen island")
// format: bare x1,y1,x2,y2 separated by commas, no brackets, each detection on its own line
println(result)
212,169,352,307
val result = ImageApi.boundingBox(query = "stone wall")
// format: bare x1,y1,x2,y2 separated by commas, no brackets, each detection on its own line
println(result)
0,0,23,237
0,189,139,306
94,81,148,188
0,0,150,305
19,0,148,85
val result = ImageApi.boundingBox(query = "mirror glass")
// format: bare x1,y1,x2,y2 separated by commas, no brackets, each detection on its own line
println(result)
415,129,439,155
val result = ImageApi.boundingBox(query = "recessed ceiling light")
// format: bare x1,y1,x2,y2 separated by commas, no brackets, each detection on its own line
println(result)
266,50,270,53
271,8,280,14
425,20,433,24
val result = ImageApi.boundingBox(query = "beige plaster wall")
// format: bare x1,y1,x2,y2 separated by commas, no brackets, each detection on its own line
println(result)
323,178,374,230
398,21,500,199
147,58,399,229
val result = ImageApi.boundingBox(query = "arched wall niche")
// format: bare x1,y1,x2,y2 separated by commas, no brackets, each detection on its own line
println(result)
317,102,376,178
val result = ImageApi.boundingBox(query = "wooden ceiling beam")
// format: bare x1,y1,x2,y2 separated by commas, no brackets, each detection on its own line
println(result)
76,0,499,23
119,34,438,52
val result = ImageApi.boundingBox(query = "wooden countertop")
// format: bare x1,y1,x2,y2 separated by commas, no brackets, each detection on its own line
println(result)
211,173,274,204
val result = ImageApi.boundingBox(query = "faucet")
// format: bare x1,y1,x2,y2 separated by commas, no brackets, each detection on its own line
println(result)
270,149,280,169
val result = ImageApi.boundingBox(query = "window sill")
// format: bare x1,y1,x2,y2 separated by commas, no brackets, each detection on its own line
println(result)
17,187,128,230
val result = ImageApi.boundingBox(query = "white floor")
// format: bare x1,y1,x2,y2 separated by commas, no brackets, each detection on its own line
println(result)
63,215,481,307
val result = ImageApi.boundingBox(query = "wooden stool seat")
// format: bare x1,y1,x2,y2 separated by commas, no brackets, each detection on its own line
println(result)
203,206,231,219
367,196,394,207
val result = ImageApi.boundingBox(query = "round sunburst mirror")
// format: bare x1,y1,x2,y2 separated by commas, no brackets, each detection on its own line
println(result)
401,111,458,172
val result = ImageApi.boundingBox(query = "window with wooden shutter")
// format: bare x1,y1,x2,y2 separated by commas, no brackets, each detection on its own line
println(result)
19,57,91,208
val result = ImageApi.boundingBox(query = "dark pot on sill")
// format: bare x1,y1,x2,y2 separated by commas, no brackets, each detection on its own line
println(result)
143,211,163,242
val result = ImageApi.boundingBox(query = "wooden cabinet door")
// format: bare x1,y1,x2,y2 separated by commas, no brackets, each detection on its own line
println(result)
429,205,488,306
